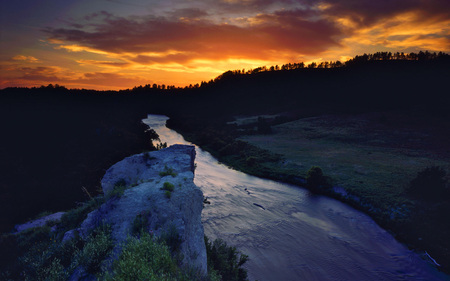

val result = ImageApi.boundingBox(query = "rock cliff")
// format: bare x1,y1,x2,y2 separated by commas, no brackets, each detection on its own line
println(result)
12,145,207,279
78,144,207,276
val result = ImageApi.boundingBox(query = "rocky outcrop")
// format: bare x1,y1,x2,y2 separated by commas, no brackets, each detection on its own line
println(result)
14,212,66,233
79,144,207,274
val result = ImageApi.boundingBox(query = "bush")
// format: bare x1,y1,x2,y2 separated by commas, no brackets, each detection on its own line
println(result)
74,224,114,274
407,166,448,201
131,211,150,237
59,197,103,231
205,236,249,281
159,165,177,177
306,166,326,189
104,232,177,281
107,178,128,199
159,224,182,254
162,182,175,192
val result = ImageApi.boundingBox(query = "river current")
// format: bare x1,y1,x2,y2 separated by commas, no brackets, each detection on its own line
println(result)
143,114,448,281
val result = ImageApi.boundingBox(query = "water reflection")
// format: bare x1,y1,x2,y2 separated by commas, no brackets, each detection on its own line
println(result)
144,114,449,281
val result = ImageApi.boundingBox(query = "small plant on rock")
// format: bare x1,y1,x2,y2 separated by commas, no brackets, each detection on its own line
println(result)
159,165,177,177
162,182,175,192
161,182,175,199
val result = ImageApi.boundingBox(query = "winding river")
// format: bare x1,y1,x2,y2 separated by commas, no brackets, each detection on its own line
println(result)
144,115,449,281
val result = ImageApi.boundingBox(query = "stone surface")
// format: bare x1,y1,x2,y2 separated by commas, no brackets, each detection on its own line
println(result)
14,211,65,233
79,145,207,274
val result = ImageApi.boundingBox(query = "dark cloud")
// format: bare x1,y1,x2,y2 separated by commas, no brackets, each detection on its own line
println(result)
77,60,131,68
318,0,450,26
19,66,61,81
166,8,209,20
45,8,342,63
73,72,146,87
215,0,299,13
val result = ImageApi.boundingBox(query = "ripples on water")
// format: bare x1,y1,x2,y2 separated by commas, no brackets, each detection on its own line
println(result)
144,114,449,281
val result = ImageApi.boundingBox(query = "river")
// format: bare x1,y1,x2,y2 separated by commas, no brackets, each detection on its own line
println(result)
143,114,449,281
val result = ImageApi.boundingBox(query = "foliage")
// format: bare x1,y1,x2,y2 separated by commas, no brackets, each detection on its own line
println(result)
10,226,83,281
306,166,328,190
162,182,175,192
74,224,114,275
205,236,249,281
107,178,128,199
161,182,175,199
59,197,104,231
131,211,150,237
159,165,178,177
103,232,177,281
159,224,183,254
156,142,168,150
407,166,448,201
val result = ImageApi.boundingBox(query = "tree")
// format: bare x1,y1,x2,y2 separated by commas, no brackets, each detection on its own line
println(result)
306,166,326,189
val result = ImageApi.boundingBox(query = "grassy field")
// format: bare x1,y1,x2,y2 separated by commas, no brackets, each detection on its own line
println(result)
242,112,447,187
241,112,449,197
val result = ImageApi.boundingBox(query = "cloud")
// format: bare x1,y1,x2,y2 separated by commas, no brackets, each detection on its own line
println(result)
73,72,147,88
11,55,40,63
19,66,63,81
76,59,131,68
44,8,342,64
318,0,450,27
167,8,209,21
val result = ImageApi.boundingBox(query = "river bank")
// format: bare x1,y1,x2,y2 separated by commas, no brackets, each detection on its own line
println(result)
165,111,450,275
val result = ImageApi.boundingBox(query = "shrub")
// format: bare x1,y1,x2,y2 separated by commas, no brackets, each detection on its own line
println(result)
162,182,175,192
306,166,326,189
245,156,258,167
107,178,128,199
74,224,114,274
407,166,448,201
59,197,103,231
159,165,177,177
14,225,86,281
104,232,177,281
205,236,249,281
131,211,150,236
161,182,175,199
159,224,182,254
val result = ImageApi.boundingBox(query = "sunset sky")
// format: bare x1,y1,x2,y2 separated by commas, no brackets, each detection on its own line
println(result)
1,0,449,90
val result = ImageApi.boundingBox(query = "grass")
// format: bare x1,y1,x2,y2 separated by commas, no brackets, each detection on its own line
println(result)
131,211,150,237
159,165,178,177
161,182,175,199
106,178,128,199
103,232,177,281
59,196,104,232
240,114,449,219
205,236,249,281
75,224,114,275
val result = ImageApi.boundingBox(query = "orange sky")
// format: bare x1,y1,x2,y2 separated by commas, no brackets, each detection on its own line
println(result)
1,0,449,90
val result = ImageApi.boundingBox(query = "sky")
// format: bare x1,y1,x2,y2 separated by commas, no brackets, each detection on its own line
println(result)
0,0,449,90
